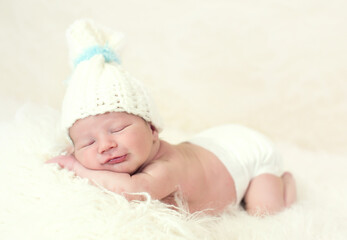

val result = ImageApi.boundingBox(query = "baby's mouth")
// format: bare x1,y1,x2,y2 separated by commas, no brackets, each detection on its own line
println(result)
105,154,127,164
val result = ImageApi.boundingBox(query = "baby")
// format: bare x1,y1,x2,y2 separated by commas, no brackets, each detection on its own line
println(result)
48,19,296,216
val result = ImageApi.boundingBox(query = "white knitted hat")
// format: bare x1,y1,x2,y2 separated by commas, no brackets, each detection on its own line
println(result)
61,19,163,134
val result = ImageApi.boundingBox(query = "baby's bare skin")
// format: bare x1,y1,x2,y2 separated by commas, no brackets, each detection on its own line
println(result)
153,141,237,214
48,112,296,215
51,140,236,214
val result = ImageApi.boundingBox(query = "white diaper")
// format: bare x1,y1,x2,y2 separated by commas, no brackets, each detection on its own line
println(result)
189,124,283,204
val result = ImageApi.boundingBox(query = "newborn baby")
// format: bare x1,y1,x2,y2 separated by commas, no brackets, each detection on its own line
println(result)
48,19,296,215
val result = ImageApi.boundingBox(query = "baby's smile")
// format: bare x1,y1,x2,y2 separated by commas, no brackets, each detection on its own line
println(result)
104,154,128,165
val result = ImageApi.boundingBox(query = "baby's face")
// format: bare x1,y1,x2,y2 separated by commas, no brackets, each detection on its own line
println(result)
69,112,158,174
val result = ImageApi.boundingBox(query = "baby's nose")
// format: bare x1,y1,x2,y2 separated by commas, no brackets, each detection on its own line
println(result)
98,135,117,154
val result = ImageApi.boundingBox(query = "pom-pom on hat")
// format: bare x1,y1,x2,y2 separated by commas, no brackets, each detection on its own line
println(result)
61,19,163,135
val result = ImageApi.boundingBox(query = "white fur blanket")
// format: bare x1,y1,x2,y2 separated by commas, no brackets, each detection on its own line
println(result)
1,0,346,239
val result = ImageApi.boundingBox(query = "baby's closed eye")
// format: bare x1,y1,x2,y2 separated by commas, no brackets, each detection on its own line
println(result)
78,140,95,149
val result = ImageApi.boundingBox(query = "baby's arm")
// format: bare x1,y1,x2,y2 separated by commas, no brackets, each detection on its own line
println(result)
47,155,178,201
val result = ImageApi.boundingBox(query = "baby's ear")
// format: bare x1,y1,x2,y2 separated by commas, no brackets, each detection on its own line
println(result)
150,124,159,141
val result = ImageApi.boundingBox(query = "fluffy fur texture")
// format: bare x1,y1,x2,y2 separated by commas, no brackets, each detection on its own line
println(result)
1,0,346,239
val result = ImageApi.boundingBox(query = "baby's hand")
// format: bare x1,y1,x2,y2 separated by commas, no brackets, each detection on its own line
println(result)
47,154,120,192
46,154,91,180
46,154,79,171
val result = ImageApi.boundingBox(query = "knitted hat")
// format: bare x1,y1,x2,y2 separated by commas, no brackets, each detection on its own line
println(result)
61,19,163,134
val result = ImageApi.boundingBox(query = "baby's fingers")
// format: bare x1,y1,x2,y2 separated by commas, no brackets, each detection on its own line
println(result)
46,155,77,171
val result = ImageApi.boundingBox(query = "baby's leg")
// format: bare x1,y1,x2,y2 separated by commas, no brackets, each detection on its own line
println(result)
243,172,296,216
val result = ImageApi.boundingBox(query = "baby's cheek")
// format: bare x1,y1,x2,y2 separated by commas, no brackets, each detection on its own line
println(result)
75,150,96,168
73,151,85,164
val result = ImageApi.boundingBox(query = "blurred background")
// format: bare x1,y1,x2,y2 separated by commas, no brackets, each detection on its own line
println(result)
1,0,346,154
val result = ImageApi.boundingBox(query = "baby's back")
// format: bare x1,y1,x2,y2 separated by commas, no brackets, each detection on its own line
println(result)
170,142,237,214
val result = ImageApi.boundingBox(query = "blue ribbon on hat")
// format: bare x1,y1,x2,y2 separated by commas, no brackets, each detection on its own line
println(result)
73,45,121,67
